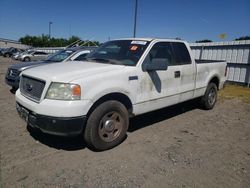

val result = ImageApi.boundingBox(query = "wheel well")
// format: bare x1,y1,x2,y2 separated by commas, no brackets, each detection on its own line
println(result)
87,93,133,117
209,77,219,89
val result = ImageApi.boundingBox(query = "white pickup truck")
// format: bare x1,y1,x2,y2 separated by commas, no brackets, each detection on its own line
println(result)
15,38,227,150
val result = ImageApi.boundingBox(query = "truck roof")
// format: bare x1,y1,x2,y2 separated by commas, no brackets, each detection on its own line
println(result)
66,46,98,52
113,38,187,43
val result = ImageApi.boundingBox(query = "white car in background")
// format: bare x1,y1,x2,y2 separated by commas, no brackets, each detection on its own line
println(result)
18,51,50,62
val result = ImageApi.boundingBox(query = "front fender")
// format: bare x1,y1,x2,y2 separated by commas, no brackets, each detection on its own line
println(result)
83,82,134,105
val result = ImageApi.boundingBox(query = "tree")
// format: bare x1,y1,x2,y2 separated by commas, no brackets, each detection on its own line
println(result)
19,35,99,47
195,39,213,43
67,36,81,45
235,36,250,41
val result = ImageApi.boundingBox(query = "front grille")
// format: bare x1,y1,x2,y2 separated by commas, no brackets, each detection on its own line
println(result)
20,75,46,102
8,69,20,77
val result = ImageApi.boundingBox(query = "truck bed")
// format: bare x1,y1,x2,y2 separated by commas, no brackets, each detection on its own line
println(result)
195,59,226,64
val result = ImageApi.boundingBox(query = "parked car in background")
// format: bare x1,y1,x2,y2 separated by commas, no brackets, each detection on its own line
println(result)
2,47,22,57
5,46,96,90
11,50,25,60
18,51,49,62
0,48,9,56
0,48,7,56
15,38,227,151
12,52,22,60
13,49,34,60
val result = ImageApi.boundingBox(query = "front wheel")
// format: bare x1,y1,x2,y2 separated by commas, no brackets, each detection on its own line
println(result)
24,57,30,62
84,100,129,151
200,83,218,110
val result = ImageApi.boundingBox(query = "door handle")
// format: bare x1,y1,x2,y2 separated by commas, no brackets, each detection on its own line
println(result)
174,71,181,78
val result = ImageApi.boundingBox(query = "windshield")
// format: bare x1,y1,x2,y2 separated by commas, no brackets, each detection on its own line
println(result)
26,51,34,54
86,40,149,66
46,50,75,62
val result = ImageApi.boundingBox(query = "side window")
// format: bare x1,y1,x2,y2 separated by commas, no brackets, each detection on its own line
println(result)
147,42,175,65
74,53,88,61
34,51,47,55
172,42,191,64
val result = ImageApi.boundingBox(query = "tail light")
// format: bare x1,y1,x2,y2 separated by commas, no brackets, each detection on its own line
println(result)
224,66,228,77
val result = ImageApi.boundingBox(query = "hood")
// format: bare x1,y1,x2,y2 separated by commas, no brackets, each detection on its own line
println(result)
9,61,49,71
22,61,126,83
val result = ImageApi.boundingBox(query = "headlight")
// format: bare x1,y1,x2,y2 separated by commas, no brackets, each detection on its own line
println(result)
46,82,81,100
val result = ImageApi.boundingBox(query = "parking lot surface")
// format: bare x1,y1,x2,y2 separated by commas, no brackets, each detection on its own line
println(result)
0,57,250,188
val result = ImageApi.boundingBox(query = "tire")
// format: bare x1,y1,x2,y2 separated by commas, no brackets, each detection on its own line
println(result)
200,83,218,110
24,57,30,62
5,54,10,58
84,100,129,151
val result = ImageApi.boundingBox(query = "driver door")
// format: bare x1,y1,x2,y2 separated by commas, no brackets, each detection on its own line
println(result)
135,42,182,113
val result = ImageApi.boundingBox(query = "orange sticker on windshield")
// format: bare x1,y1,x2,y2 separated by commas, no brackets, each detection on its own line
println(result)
130,45,138,51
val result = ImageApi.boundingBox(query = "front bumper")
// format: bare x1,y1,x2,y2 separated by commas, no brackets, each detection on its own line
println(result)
15,89,93,117
16,102,86,136
15,89,93,136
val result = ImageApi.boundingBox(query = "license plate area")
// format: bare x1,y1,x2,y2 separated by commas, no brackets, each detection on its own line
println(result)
16,103,29,122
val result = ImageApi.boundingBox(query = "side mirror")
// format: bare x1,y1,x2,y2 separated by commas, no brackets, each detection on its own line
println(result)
142,58,168,72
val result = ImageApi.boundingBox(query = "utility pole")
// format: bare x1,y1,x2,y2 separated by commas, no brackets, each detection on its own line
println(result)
69,24,72,38
133,0,138,38
49,21,53,39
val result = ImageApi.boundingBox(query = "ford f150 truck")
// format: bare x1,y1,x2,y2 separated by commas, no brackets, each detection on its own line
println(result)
15,38,227,150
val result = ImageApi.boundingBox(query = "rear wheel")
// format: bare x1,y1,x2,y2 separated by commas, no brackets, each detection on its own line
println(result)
200,83,218,110
84,100,129,151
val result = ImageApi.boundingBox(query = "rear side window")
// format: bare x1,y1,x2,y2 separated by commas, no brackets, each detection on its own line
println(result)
34,51,47,55
172,42,191,64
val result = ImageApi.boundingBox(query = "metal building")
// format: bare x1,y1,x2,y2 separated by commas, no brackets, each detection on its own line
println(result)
190,40,250,86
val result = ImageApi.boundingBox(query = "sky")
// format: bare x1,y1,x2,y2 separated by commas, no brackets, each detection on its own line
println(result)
0,0,250,43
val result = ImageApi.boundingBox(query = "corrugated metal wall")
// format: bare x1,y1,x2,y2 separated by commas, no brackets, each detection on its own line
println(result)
34,47,64,54
190,40,250,86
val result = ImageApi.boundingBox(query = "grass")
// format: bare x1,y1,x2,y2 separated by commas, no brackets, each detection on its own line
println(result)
219,84,250,103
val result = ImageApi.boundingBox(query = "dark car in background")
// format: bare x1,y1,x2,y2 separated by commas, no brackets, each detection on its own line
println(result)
0,48,8,56
5,46,97,90
2,47,23,57
0,48,6,56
